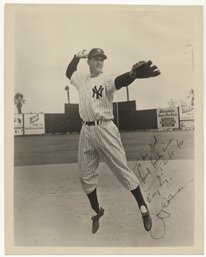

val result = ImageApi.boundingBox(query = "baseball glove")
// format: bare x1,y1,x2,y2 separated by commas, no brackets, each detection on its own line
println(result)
130,60,161,79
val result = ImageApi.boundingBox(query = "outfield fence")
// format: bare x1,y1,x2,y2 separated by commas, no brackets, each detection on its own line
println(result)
14,102,194,135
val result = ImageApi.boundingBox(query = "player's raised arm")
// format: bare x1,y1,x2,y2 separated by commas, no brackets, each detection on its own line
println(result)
66,49,89,79
115,60,161,90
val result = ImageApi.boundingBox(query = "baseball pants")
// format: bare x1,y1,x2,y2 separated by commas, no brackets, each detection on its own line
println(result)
78,120,140,194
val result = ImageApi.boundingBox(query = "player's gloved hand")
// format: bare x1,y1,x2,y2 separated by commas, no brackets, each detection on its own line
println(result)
129,60,161,79
75,49,89,58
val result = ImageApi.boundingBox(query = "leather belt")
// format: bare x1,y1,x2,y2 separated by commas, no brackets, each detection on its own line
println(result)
83,120,111,126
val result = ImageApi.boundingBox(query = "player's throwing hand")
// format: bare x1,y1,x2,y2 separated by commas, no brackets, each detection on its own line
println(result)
75,49,89,58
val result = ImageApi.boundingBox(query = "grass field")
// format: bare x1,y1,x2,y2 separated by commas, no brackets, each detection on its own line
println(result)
14,130,194,166
14,130,195,249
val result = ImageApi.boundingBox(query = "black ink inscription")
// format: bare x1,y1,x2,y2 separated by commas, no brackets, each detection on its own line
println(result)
133,135,193,240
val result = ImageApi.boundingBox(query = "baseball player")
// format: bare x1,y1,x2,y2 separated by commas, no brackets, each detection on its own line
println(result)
66,48,160,234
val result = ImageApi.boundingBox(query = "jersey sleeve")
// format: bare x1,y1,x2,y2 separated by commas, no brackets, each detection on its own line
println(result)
104,74,117,95
70,71,84,90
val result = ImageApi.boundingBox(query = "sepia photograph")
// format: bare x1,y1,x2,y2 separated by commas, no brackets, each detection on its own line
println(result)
4,3,203,254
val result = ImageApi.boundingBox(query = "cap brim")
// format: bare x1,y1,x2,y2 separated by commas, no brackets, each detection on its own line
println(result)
89,54,107,59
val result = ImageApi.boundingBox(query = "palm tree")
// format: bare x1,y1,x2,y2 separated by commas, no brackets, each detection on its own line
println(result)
14,92,26,114
186,89,194,106
167,98,177,108
180,99,187,107
189,89,194,106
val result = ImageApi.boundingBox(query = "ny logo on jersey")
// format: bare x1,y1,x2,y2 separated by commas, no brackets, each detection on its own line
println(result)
92,85,104,99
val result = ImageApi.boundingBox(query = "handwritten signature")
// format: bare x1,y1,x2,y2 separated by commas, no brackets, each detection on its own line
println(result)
150,179,193,240
133,135,193,240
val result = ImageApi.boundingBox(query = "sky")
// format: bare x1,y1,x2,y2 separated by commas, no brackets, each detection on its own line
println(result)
13,5,200,113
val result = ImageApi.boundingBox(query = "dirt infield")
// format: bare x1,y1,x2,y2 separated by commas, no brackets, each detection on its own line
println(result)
14,161,194,247
14,130,194,166
14,130,194,249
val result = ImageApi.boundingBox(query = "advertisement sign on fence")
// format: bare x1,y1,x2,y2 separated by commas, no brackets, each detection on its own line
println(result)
179,106,194,121
24,113,45,135
14,114,23,135
180,120,194,130
157,107,179,129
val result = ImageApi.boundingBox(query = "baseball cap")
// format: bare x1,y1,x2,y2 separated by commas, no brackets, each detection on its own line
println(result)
88,48,107,59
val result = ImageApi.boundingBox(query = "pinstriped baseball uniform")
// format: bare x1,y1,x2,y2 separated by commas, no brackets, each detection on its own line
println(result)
70,71,140,194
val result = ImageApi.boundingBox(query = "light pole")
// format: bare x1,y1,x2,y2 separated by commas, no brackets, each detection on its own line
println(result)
116,102,119,129
186,43,194,72
185,43,194,106
126,86,129,101
65,85,70,104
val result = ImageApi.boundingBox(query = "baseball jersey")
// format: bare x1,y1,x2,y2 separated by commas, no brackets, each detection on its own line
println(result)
70,71,117,121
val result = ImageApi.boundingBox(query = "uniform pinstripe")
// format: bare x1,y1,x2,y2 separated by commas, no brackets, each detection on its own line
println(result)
70,71,140,194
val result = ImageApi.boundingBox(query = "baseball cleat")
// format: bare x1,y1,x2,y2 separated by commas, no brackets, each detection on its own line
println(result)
141,208,152,231
91,207,104,234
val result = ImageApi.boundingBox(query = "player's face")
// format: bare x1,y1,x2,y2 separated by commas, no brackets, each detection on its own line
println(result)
88,56,104,76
